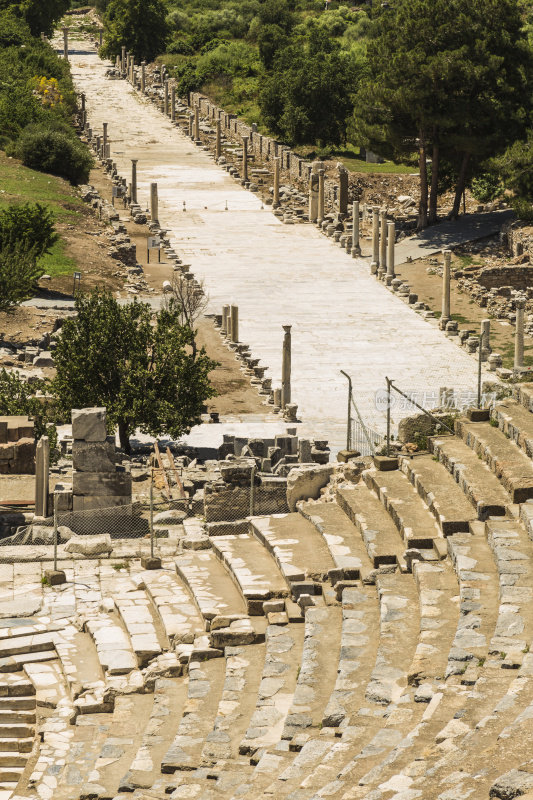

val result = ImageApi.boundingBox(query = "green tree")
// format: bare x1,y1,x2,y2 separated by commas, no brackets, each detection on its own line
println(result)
0,242,42,312
0,0,70,36
50,290,217,453
102,0,169,62
0,203,57,257
355,0,533,228
0,369,59,459
260,28,357,146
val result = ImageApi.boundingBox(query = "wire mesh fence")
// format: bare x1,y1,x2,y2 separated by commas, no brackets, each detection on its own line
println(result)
0,461,291,563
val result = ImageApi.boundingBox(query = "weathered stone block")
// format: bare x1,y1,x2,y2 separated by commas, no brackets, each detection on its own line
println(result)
64,534,113,556
73,471,132,497
72,495,131,512
72,438,116,472
72,407,107,442
286,464,334,512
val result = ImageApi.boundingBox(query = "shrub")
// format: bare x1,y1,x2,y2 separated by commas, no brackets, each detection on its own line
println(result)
470,172,504,203
512,197,533,222
15,126,93,184
0,243,41,312
0,202,57,258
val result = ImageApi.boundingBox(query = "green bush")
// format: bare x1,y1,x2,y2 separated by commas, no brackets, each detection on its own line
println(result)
15,126,93,184
0,202,57,258
512,197,533,222
470,172,504,203
0,243,42,312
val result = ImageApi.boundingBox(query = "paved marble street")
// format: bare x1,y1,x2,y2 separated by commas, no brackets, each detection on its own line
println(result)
68,45,491,451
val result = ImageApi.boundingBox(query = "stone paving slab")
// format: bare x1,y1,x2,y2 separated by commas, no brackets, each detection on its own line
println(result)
67,48,490,452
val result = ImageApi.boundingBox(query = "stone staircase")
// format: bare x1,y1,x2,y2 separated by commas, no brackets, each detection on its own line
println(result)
9,387,533,798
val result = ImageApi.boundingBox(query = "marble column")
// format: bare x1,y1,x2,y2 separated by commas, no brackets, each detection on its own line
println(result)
379,209,387,278
230,305,239,343
308,172,319,223
102,122,108,156
441,249,451,329
170,85,176,122
215,119,221,159
371,207,380,274
164,80,169,116
318,170,325,224
194,106,200,140
351,201,360,257
131,159,138,204
35,436,50,518
515,297,526,370
282,325,292,409
242,136,249,182
272,158,280,208
386,221,395,284
338,163,348,215
121,46,126,73
222,304,230,336
150,182,159,224
63,28,69,61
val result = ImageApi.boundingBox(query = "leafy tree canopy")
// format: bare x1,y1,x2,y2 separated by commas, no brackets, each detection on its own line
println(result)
260,26,359,146
354,0,533,227
0,0,70,37
50,290,218,453
102,0,170,62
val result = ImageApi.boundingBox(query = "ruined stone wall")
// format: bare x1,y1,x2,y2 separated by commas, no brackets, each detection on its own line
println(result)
0,417,35,474
477,266,533,290
190,92,310,184
204,477,288,522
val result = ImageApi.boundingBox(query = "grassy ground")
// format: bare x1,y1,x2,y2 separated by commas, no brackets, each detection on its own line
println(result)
334,147,418,175
0,152,83,277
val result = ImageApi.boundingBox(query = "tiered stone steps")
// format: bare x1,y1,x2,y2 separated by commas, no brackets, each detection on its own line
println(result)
455,418,533,503
284,574,421,799
250,513,335,582
0,675,36,792
400,452,479,534
430,433,510,518
84,614,138,676
175,551,248,623
114,589,163,667
335,484,407,569
298,501,375,580
210,534,290,614
363,467,443,553
141,564,205,645
493,397,533,458
123,679,187,794
239,622,304,755
161,655,227,772
282,605,342,740
201,640,266,763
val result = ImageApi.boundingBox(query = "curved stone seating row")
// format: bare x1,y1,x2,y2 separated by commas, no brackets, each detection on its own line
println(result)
363,468,443,554
298,501,374,581
210,534,289,614
335,485,407,570
175,551,247,622
249,513,334,583
400,452,479,535
455,417,533,503
161,655,227,773
282,605,342,741
430,433,510,519
141,564,205,645
239,623,304,756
